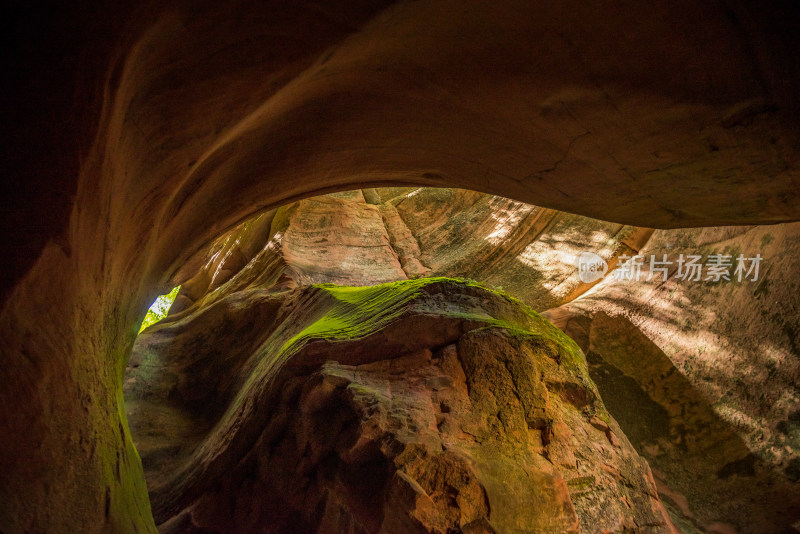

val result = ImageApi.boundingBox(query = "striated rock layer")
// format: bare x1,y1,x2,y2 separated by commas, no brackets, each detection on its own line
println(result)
127,278,676,533
167,187,651,317
545,223,800,533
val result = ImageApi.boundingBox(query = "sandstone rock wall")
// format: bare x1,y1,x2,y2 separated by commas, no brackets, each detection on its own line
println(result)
3,2,800,531
165,187,650,317
152,188,800,532
127,279,677,533
545,223,800,532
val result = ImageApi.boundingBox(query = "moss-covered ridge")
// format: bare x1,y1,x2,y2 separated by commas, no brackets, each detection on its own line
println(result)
147,276,599,516
282,277,587,373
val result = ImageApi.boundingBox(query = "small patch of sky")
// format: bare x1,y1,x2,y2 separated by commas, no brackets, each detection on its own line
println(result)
138,286,180,333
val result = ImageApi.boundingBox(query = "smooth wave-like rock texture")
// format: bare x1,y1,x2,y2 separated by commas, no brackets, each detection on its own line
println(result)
140,187,800,532
3,2,800,532
127,278,676,533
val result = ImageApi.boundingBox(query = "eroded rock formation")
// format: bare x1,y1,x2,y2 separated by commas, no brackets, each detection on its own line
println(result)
167,188,651,316
135,187,800,533
545,223,800,533
126,187,800,532
2,2,800,533
128,278,676,533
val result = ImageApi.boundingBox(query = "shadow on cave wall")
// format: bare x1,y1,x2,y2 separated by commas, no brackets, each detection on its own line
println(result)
564,310,800,533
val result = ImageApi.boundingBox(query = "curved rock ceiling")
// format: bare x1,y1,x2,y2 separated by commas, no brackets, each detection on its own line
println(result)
3,1,800,297
2,2,800,533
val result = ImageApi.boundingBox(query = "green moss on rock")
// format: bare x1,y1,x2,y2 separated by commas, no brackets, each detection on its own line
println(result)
282,277,587,373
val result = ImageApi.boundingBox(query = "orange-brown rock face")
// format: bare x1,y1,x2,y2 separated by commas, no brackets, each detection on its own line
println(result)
380,188,654,310
545,223,800,532
4,2,800,299
127,279,676,533
168,188,650,316
3,2,800,533
155,189,800,533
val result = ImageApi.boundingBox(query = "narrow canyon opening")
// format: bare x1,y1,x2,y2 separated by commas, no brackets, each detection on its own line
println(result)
124,187,800,533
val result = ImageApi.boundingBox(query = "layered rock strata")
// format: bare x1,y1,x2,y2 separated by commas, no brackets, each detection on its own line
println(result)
167,188,650,317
